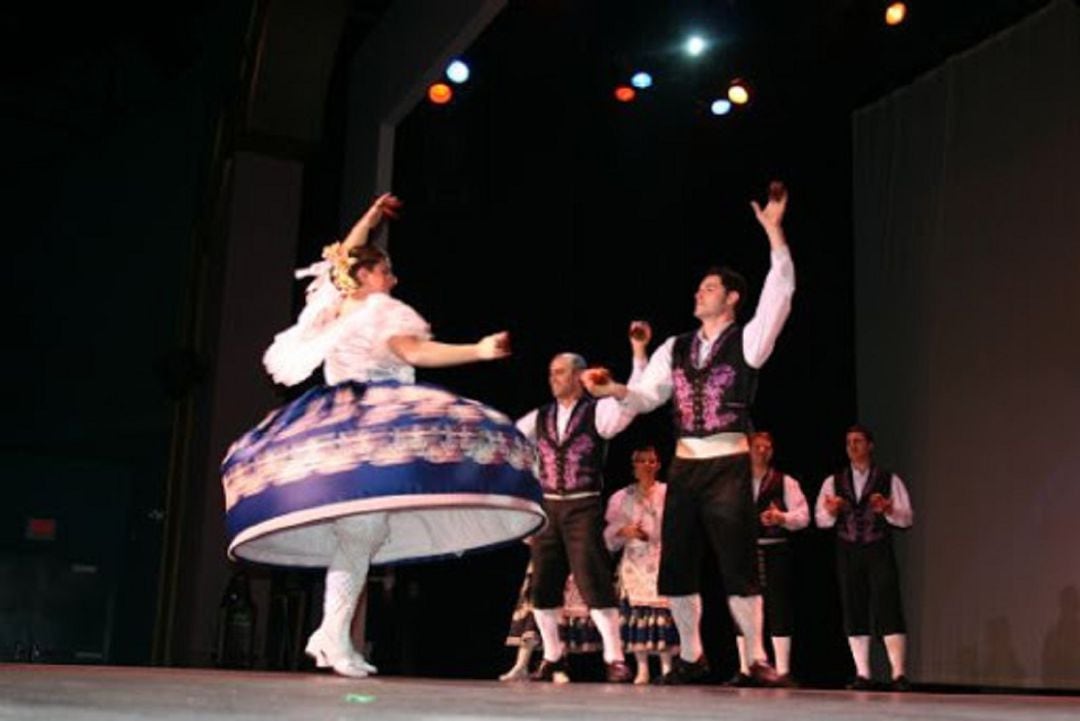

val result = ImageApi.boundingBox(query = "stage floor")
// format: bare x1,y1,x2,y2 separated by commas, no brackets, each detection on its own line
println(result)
1,665,1077,721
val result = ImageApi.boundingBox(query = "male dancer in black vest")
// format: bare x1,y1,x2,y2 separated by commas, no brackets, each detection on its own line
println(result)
516,336,647,683
584,181,795,685
728,430,809,686
815,425,914,691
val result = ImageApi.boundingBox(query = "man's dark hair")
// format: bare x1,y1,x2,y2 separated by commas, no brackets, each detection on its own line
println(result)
846,424,875,444
702,266,749,312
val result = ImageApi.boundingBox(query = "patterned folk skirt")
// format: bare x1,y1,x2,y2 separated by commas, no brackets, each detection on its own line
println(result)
505,562,602,653
620,599,680,654
221,380,545,567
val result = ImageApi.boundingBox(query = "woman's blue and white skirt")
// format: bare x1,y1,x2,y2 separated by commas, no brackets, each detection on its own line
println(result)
620,599,680,654
221,380,545,567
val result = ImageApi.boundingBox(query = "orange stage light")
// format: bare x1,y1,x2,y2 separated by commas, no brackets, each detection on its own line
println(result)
428,83,453,105
885,2,907,26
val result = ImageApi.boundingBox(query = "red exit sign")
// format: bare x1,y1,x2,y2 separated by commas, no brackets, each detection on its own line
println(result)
26,518,57,541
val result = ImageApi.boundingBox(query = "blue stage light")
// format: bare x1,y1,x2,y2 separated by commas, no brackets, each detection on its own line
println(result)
710,99,732,116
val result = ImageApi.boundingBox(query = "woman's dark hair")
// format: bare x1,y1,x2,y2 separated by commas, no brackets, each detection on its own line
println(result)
348,244,389,281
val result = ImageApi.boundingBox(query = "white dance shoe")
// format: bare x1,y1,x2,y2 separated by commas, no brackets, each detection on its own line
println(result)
305,628,378,678
498,664,531,682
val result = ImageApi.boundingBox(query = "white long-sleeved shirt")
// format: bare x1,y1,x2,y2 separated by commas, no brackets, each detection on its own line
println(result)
516,359,645,443
516,395,636,444
814,467,914,530
752,471,810,535
623,246,795,458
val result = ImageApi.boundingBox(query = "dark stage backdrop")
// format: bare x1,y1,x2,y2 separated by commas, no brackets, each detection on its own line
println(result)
852,0,1080,689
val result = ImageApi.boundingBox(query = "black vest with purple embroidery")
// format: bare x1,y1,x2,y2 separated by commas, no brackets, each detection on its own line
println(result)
834,465,892,545
535,398,606,496
670,326,757,437
755,468,789,540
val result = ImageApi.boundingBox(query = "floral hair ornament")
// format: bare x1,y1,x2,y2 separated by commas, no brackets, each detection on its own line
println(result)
322,241,360,293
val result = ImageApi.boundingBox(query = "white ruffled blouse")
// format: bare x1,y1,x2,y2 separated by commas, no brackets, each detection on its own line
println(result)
262,260,431,386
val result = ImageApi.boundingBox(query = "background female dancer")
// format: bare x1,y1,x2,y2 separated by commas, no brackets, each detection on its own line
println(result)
605,445,679,684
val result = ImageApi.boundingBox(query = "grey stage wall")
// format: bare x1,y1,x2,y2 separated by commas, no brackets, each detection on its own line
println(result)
852,0,1080,689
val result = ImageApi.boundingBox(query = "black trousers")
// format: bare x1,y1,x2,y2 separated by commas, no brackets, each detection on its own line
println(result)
758,542,795,636
657,453,758,597
836,539,906,636
530,495,617,609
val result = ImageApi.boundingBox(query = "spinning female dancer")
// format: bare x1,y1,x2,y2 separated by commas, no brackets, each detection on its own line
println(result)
221,194,545,678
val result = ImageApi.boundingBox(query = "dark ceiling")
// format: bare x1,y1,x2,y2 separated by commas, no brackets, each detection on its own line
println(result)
0,0,393,145
468,0,1055,118
0,0,1056,143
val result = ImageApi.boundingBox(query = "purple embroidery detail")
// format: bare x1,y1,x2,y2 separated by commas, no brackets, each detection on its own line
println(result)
672,364,738,434
836,469,890,544
537,441,560,491
536,401,600,493
561,433,597,492
701,364,737,429
544,407,559,445
672,370,694,428
670,325,747,435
